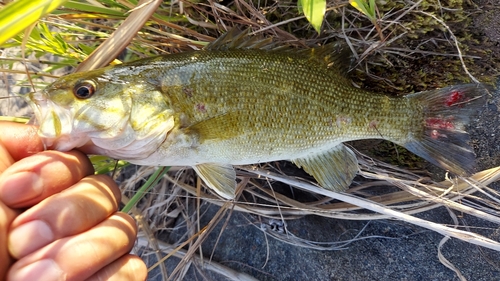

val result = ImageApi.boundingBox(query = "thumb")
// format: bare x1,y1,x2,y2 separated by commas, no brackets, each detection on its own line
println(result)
0,122,44,173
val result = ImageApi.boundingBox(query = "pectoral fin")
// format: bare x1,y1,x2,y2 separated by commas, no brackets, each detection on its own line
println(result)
186,112,243,142
292,144,358,192
193,163,237,199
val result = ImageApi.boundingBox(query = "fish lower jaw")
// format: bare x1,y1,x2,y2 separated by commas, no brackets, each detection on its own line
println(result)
41,134,92,152
85,136,168,163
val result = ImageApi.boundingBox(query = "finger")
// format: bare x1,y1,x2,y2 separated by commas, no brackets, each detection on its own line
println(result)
0,150,94,208
8,212,137,281
86,255,147,281
8,174,121,259
0,121,44,163
0,201,19,280
0,144,14,174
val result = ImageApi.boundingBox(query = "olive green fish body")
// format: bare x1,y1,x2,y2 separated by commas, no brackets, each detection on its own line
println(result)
28,30,487,199
126,50,417,165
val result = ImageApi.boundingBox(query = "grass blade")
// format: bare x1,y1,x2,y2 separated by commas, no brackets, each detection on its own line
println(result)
121,166,170,213
75,0,163,71
0,0,69,45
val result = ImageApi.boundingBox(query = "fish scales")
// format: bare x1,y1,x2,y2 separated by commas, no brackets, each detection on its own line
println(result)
140,50,417,156
26,29,488,199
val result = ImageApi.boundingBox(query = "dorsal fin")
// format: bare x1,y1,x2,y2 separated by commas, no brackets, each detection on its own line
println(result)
297,43,353,75
204,28,278,51
206,28,353,74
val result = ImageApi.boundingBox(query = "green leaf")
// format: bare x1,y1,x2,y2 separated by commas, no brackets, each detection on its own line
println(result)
298,0,326,33
0,0,69,45
349,0,377,22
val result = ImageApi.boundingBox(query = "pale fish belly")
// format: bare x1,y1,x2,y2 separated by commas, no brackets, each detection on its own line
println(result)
128,133,346,166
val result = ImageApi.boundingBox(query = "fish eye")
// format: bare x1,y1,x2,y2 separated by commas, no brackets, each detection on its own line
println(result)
73,80,96,99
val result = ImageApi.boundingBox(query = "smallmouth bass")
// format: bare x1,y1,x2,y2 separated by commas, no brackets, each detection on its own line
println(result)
26,30,488,199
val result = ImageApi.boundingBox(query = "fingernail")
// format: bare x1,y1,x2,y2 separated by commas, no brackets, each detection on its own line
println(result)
10,259,66,281
9,220,54,258
1,171,43,204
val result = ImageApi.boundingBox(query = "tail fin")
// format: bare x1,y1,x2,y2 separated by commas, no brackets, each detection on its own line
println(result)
403,84,489,176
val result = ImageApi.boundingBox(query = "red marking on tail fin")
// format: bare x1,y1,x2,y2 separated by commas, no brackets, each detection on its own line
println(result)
445,91,467,107
429,129,447,140
426,117,454,130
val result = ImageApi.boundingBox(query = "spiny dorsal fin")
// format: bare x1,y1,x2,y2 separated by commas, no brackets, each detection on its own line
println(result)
204,28,279,51
206,28,353,74
297,43,353,75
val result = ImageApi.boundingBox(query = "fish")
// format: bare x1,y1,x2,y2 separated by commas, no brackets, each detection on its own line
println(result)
25,29,488,199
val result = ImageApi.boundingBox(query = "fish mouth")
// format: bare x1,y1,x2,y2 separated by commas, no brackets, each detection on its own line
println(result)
26,91,90,151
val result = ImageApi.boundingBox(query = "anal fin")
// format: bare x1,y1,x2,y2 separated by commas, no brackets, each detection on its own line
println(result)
193,163,237,199
292,144,359,192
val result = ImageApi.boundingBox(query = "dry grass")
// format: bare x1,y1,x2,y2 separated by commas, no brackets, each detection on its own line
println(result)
118,152,500,280
1,0,500,280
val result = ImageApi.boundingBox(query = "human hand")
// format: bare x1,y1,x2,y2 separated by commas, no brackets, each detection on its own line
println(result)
0,121,147,281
